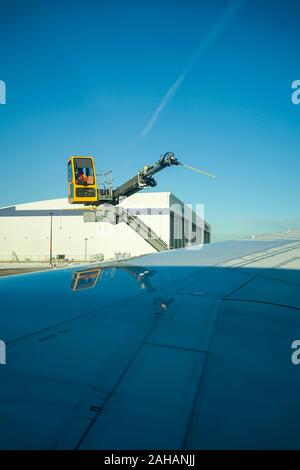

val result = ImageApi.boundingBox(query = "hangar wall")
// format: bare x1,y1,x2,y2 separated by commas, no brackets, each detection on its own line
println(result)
0,192,210,262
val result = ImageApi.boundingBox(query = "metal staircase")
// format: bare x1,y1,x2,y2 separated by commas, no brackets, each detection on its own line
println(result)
117,207,168,252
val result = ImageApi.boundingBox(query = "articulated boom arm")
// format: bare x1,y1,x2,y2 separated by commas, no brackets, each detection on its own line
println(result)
111,152,180,205
68,152,180,206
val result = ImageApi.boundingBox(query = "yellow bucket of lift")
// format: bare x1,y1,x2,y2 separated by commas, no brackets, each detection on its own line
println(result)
68,156,98,204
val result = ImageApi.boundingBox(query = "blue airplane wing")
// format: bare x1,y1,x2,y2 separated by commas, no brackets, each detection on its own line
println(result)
0,234,300,449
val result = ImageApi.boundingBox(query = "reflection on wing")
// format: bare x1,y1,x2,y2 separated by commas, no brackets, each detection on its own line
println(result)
71,269,102,291
70,266,173,314
0,232,300,449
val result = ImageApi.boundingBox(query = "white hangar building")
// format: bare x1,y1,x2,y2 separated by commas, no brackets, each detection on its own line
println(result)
0,192,211,263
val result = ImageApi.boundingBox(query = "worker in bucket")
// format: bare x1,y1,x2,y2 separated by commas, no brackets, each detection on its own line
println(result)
76,168,87,184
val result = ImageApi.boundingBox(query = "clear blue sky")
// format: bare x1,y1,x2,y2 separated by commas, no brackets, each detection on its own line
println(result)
0,0,299,240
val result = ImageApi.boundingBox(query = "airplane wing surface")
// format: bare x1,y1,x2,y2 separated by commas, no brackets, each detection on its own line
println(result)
1,232,300,449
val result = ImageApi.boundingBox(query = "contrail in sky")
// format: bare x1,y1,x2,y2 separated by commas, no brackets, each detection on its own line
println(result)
139,0,245,140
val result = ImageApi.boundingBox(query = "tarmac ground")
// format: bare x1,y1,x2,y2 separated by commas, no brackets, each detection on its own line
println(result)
0,266,54,277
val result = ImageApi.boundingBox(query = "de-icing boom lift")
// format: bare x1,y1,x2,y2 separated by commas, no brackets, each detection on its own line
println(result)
67,152,214,252
68,152,214,206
